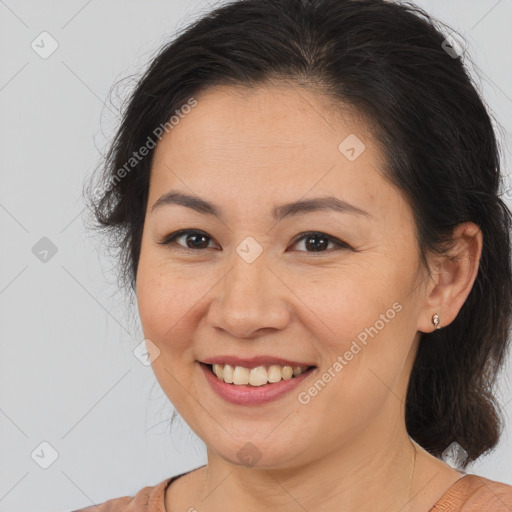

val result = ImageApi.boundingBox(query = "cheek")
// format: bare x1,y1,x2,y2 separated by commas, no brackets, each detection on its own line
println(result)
293,262,414,396
285,263,400,344
136,261,202,408
296,305,411,438
136,258,196,354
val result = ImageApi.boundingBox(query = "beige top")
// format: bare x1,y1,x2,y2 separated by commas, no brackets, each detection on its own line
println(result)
71,471,512,512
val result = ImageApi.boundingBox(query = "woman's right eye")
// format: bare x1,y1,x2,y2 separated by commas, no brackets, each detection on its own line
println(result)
158,229,217,250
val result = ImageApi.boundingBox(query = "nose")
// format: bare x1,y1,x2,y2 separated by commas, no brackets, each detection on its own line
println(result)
206,251,291,339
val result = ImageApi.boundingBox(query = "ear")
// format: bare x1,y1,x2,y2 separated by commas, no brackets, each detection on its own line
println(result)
417,221,483,333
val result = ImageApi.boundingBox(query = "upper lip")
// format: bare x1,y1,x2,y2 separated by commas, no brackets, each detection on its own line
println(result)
200,355,316,368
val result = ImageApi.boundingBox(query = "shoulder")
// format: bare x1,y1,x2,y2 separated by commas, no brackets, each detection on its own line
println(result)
432,474,512,512
70,477,173,512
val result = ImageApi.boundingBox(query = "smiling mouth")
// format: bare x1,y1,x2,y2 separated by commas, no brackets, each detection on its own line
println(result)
205,362,316,387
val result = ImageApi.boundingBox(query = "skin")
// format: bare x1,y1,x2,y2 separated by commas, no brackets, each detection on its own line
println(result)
135,83,483,512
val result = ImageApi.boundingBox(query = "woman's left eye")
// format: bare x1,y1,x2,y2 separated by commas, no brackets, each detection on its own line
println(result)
290,232,351,252
158,229,351,253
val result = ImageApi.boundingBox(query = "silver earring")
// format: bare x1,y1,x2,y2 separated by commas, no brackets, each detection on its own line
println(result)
432,313,440,329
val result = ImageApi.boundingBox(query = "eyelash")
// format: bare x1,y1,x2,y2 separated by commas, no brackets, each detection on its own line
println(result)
158,229,352,253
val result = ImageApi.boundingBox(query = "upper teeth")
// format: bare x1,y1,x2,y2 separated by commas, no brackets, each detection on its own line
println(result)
212,363,308,386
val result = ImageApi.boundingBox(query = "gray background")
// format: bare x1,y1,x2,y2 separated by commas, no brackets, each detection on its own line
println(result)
0,1,511,510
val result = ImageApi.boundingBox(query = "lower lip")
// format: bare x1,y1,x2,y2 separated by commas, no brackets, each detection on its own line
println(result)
199,362,316,405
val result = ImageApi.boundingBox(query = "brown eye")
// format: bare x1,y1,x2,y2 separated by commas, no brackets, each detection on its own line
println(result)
159,230,216,250
289,232,351,253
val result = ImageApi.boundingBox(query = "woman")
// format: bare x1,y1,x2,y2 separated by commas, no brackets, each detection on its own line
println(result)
76,0,512,510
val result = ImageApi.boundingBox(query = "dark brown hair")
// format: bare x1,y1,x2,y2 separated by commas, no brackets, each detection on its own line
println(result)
84,0,512,467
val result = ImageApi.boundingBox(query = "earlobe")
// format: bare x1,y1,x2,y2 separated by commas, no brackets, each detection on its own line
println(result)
418,221,483,333
431,312,441,329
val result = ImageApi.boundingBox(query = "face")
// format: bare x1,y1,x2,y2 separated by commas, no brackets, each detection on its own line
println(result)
136,84,429,469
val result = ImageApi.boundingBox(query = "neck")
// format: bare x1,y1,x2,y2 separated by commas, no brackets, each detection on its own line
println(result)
194,426,421,512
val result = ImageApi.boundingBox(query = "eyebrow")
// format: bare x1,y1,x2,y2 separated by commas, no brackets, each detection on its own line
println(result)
151,191,370,221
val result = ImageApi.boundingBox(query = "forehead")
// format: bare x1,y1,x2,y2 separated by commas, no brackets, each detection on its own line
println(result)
154,83,373,158
148,84,406,225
